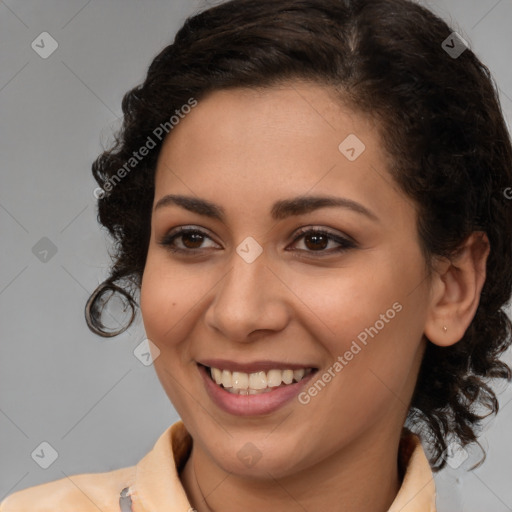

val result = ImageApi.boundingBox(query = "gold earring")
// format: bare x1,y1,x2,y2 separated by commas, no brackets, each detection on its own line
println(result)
442,326,448,333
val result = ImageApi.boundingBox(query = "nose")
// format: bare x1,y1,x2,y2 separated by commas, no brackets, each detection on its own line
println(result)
204,248,290,343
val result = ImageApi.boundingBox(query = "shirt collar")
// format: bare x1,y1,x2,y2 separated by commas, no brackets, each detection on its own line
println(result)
128,421,436,512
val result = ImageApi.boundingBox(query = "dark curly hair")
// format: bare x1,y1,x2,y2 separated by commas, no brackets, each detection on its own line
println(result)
86,0,512,470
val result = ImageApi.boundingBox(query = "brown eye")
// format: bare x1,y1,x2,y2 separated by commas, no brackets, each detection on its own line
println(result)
303,232,329,251
181,232,205,249
158,227,219,254
289,228,356,256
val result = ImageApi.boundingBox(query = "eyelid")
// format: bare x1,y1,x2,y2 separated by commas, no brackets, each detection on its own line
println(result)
158,225,221,250
158,224,357,256
290,226,357,246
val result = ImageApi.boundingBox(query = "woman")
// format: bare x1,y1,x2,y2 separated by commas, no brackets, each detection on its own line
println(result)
2,0,511,510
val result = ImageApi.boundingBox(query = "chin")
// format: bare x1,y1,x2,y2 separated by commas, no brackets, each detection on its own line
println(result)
204,435,309,480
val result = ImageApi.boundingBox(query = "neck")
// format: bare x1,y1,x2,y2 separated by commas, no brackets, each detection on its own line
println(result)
180,425,402,512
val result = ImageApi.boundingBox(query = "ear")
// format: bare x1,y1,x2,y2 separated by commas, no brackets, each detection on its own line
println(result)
424,232,490,347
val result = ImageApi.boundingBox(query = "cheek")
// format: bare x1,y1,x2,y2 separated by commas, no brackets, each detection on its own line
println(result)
139,254,200,407
286,260,408,352
139,251,197,348
294,256,427,400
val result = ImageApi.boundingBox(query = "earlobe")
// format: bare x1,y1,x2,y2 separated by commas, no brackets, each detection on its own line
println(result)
424,232,490,347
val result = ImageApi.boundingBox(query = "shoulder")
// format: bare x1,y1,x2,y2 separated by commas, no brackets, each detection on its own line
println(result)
0,421,188,512
0,465,135,511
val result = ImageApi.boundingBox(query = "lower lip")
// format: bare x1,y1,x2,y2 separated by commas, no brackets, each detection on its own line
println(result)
199,365,316,416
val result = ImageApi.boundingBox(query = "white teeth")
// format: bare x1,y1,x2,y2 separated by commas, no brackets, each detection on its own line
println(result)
293,369,305,381
221,369,232,388
208,366,312,394
282,369,294,385
267,369,282,387
212,367,222,385
232,371,249,390
249,371,267,390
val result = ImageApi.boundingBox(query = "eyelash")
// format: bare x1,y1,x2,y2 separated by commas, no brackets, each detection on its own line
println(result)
158,226,357,257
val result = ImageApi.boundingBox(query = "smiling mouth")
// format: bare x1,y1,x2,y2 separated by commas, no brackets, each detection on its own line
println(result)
201,364,317,395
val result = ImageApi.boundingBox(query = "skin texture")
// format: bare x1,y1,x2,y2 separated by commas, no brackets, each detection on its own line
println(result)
139,82,489,512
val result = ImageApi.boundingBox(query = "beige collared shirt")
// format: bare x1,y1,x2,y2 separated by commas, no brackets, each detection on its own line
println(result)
0,420,436,511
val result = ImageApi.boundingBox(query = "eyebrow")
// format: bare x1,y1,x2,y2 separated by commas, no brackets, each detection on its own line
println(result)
153,194,379,222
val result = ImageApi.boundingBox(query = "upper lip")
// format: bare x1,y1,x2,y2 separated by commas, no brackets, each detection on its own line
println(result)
198,359,317,374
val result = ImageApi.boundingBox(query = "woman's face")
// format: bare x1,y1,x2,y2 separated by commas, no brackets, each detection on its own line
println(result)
140,82,432,478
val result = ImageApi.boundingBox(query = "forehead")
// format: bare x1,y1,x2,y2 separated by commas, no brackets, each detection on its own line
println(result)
153,83,408,224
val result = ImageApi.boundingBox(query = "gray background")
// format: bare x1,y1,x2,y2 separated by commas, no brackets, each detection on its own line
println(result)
1,0,511,510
